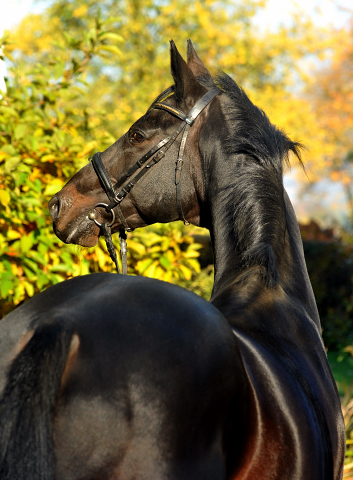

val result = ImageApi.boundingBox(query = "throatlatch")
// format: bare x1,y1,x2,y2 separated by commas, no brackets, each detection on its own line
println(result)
89,86,220,273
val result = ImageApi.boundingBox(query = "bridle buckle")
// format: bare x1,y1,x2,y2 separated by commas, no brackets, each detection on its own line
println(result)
114,192,124,203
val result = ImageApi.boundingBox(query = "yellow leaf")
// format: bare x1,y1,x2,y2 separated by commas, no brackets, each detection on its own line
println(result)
78,140,98,158
7,229,21,240
127,240,146,256
179,264,192,281
97,45,121,56
96,247,109,270
24,281,35,297
183,251,200,258
73,5,88,17
144,260,158,278
41,154,56,162
0,190,10,206
98,32,124,43
164,271,173,282
43,179,64,196
153,266,164,279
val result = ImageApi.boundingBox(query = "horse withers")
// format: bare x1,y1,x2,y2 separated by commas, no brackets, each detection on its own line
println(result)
0,40,345,479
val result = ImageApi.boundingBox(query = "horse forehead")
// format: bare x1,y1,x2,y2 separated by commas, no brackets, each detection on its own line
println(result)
141,107,179,131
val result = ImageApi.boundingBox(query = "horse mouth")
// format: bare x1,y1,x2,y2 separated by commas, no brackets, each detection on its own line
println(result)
53,216,100,248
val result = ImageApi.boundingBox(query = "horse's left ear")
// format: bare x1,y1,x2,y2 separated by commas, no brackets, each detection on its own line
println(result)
187,40,212,79
170,40,205,102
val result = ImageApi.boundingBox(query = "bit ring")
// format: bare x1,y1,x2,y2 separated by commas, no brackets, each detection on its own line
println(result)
88,203,115,227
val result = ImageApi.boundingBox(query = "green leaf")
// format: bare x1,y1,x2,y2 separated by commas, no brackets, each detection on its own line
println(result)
36,273,49,290
36,217,46,228
159,255,172,269
38,242,48,255
0,279,13,298
22,258,40,273
137,258,154,274
19,198,41,206
52,274,65,284
15,172,29,187
23,266,36,280
14,124,27,140
0,144,16,155
37,235,55,248
20,235,34,253
27,251,46,265
50,264,71,272
53,62,65,80
4,156,21,172
0,106,19,117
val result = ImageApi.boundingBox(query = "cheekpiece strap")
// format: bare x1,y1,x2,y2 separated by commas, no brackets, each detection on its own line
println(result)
186,87,221,124
91,152,116,204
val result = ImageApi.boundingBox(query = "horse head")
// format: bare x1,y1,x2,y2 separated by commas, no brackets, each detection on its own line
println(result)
49,41,216,247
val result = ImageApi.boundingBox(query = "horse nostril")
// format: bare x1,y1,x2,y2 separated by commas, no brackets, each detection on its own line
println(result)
48,195,60,222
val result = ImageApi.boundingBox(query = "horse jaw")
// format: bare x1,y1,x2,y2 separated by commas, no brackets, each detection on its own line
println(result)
53,219,99,248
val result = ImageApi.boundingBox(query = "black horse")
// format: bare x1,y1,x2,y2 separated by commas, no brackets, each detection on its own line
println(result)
0,41,345,479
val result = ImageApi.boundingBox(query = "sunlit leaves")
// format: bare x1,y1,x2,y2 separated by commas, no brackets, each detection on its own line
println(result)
0,13,206,316
128,223,202,282
0,19,130,315
3,0,349,317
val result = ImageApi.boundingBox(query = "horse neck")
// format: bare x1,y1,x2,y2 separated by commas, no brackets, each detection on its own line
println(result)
201,148,320,327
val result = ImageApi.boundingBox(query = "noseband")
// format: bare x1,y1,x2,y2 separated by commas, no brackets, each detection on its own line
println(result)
89,86,220,274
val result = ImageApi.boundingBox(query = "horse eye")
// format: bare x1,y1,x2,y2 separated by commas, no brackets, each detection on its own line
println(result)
131,132,145,144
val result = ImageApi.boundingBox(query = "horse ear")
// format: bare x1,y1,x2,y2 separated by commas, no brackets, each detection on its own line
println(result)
170,40,203,102
187,39,212,79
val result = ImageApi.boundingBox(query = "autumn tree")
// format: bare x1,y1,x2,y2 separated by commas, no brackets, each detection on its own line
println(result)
0,0,334,315
0,13,202,316
306,13,353,227
8,0,328,135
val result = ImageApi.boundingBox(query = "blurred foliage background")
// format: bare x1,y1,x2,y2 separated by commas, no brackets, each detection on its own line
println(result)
1,0,353,473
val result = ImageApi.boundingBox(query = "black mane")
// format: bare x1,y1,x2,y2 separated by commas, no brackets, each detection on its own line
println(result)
212,72,303,287
215,72,303,167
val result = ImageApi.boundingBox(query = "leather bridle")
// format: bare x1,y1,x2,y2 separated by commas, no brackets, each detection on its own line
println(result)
88,86,220,274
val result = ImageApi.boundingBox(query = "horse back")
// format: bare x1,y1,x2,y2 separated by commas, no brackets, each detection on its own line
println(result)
0,273,248,480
